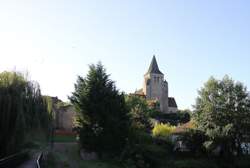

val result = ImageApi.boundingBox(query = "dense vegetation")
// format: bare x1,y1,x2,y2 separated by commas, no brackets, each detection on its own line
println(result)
2,65,250,168
0,71,52,158
69,63,129,156
152,110,191,125
194,76,250,157
68,63,250,167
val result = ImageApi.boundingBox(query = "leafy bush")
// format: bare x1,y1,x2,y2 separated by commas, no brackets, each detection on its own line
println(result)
178,129,207,155
235,156,250,168
122,128,174,168
125,95,152,131
122,143,168,168
153,112,191,125
152,123,175,138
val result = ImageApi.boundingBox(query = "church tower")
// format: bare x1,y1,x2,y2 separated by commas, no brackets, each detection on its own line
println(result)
143,56,169,113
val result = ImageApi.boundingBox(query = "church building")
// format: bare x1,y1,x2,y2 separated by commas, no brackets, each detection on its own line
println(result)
135,56,178,113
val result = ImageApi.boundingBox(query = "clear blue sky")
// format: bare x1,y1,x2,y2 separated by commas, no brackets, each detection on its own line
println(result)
1,0,250,109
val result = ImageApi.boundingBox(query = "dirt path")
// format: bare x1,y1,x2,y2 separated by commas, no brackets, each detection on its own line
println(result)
53,142,79,168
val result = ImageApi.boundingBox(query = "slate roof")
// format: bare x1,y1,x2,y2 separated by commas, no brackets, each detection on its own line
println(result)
146,55,163,75
168,97,177,107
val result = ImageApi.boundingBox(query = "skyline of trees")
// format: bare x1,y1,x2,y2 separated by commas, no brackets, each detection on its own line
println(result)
0,71,52,157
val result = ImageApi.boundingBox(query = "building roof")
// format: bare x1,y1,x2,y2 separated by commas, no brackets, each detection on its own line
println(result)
168,97,177,107
146,55,163,75
134,88,144,95
173,121,194,134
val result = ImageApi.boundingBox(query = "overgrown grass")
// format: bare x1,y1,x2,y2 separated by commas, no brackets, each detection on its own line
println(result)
79,160,122,168
43,142,122,168
43,136,250,168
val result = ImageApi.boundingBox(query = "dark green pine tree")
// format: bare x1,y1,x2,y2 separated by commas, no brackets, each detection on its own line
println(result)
69,62,129,156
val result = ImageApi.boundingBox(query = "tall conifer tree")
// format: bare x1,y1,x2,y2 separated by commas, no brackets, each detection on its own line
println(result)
70,63,129,156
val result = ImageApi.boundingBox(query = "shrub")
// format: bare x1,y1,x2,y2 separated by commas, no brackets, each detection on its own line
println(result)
152,123,175,138
122,128,173,168
122,143,168,168
179,129,207,155
235,156,250,168
152,112,191,125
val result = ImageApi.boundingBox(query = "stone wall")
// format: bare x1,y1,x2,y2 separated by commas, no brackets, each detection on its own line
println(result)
52,97,76,131
56,105,76,131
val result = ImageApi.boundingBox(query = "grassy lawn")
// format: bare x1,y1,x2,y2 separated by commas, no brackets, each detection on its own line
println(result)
53,134,76,143
44,142,122,168
43,141,250,168
79,160,122,168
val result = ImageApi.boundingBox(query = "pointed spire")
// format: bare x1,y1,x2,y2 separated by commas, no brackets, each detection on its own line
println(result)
146,55,163,75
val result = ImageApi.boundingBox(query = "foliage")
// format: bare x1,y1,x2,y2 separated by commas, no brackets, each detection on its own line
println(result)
152,123,175,138
234,156,250,168
121,97,176,168
121,96,176,167
69,62,129,156
178,129,207,155
125,95,152,131
152,112,191,125
0,71,52,157
55,100,71,109
121,130,170,168
193,75,250,157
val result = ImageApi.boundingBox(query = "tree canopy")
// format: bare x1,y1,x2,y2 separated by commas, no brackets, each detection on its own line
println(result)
125,95,152,131
69,63,129,156
0,71,52,157
194,75,250,156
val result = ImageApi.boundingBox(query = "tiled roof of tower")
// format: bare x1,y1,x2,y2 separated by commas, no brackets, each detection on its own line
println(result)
168,97,177,107
146,55,163,75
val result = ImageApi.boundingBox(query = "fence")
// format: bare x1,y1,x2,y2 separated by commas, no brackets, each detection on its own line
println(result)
36,152,43,168
0,151,29,168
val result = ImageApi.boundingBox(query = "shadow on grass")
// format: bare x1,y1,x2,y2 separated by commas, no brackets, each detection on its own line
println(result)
43,142,122,168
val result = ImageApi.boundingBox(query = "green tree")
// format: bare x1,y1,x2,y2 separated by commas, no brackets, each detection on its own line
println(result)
69,63,129,156
125,95,152,131
0,71,51,157
194,76,250,157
